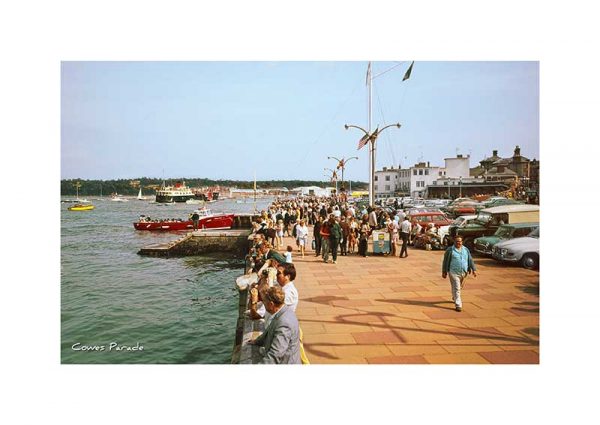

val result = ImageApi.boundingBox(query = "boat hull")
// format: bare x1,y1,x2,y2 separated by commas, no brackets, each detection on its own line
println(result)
68,205,95,211
133,214,235,231
155,194,195,203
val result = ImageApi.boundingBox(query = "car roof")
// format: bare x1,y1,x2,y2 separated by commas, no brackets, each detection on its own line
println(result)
498,222,540,228
409,211,446,216
481,204,540,214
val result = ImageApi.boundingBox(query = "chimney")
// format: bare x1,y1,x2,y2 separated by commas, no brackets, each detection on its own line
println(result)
457,154,462,158
383,167,387,171
493,150,498,157
514,145,521,157
427,161,430,167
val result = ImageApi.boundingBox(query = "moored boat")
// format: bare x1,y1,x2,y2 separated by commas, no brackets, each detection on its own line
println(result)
133,208,235,231
136,187,147,200
68,203,95,211
110,193,129,202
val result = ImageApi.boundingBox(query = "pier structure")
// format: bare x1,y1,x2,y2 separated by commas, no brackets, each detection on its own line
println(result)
138,214,255,257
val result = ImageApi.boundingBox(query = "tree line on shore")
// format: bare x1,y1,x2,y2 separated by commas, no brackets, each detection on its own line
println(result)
60,178,368,196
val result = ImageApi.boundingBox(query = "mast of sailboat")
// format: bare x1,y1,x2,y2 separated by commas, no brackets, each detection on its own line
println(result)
253,171,257,213
367,62,374,206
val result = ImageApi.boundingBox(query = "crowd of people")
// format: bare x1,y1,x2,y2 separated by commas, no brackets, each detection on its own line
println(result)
244,195,478,363
250,195,428,262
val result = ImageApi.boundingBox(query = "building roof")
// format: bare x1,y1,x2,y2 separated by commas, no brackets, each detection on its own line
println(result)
485,166,518,176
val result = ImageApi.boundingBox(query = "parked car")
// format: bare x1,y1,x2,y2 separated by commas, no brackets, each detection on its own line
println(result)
406,207,444,215
474,222,539,256
448,204,540,250
445,200,485,218
438,214,478,246
407,211,453,229
492,227,539,269
482,198,523,208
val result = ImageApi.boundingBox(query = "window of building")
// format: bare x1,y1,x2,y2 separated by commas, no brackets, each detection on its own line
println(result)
375,176,378,181
425,169,429,175
385,175,390,181
419,169,423,175
439,171,442,176
413,169,417,176
385,185,390,191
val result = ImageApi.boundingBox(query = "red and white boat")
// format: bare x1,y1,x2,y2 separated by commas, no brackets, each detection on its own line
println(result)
133,208,235,231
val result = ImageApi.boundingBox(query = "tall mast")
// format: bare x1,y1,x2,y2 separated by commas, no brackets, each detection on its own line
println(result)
253,171,257,213
367,62,375,207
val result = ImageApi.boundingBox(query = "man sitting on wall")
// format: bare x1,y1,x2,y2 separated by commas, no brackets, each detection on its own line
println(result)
249,286,301,364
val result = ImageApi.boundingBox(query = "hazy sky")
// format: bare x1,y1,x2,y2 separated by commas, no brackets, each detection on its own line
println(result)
61,61,539,182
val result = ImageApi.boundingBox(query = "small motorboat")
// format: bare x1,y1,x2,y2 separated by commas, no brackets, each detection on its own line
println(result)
133,208,234,231
68,204,95,211
110,193,129,202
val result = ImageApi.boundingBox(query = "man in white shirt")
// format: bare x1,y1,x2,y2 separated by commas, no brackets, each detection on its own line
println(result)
399,216,412,258
276,263,299,312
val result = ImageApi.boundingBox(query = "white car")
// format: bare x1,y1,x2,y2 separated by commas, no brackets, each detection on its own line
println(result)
438,214,478,246
492,228,539,269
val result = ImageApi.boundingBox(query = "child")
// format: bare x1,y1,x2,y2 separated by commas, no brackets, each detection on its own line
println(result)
285,245,293,263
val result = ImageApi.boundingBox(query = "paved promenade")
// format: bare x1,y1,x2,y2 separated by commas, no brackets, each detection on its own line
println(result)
279,231,539,364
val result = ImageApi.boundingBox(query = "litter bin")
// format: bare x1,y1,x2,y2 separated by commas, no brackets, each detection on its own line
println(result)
371,230,390,254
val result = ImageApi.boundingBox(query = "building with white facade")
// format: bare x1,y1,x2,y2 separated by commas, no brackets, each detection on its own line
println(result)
374,155,483,199
409,162,442,198
374,166,401,198
443,154,470,178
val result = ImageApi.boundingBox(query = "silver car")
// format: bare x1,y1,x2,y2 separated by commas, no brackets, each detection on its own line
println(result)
492,227,539,269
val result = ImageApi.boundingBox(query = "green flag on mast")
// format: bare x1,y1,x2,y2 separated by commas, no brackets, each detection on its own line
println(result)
403,61,414,81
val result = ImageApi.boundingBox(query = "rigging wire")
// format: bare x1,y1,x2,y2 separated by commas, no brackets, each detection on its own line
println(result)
374,84,397,168
294,76,363,175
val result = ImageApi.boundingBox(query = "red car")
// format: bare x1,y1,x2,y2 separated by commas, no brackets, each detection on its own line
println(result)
408,211,453,229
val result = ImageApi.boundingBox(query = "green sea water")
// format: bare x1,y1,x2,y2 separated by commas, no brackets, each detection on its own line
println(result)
61,197,271,364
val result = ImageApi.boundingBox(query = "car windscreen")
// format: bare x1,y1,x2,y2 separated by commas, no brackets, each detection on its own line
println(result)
494,226,512,238
528,227,539,238
475,212,491,225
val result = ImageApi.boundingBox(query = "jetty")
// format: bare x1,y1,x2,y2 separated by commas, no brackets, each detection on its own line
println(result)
232,226,539,364
138,214,254,257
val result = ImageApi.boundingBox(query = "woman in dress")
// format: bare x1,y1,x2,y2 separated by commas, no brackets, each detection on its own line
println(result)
295,219,309,258
276,219,284,249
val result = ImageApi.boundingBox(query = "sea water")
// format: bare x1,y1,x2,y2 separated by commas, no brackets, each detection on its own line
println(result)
61,197,271,364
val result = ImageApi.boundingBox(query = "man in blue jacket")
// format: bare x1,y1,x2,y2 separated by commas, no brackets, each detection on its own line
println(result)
441,236,477,312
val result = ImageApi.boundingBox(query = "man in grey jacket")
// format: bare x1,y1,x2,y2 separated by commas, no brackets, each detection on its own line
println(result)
250,286,301,364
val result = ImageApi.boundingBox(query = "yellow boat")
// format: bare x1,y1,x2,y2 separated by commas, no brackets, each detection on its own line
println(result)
68,203,95,211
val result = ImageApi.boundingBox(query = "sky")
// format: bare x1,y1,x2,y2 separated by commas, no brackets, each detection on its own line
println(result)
61,61,539,182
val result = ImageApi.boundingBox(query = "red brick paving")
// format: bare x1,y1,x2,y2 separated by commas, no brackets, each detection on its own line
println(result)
278,230,539,364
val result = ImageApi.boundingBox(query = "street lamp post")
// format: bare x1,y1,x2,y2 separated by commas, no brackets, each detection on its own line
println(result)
459,176,463,198
327,156,359,191
345,123,401,207
324,168,338,193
